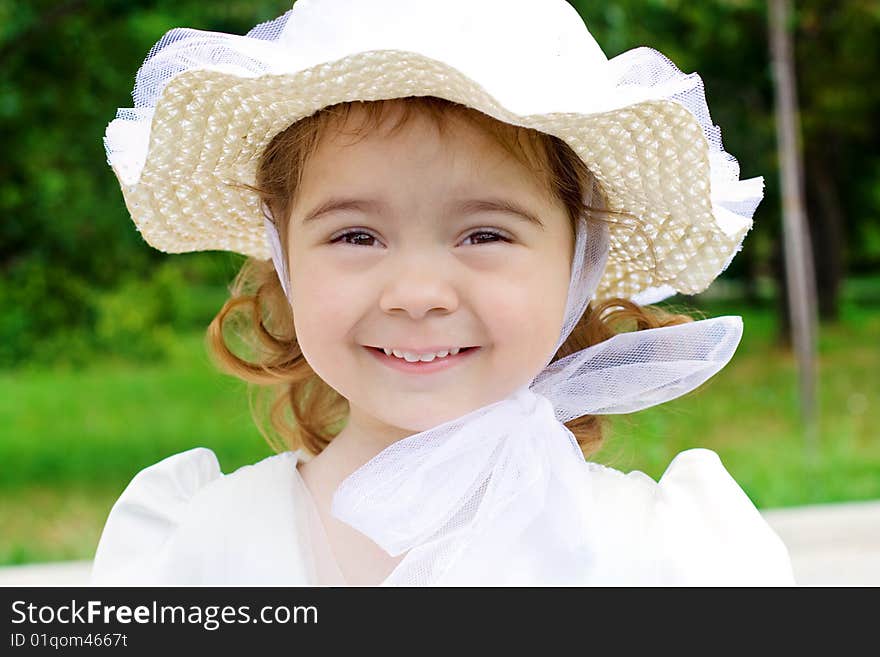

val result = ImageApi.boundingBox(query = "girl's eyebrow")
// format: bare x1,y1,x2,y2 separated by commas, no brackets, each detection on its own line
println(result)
451,198,545,230
301,197,386,224
301,196,544,229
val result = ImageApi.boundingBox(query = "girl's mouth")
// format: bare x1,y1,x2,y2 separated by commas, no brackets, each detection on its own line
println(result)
364,346,480,374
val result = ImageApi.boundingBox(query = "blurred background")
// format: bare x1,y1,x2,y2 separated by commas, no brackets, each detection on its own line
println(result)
0,0,877,575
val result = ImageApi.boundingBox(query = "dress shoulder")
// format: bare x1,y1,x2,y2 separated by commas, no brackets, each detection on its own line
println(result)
89,447,315,585
650,448,796,585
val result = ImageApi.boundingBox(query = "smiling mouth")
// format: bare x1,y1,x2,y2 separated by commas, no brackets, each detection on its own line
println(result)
364,345,481,371
366,346,479,358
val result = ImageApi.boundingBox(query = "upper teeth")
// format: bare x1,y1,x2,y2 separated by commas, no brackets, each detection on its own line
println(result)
383,347,462,362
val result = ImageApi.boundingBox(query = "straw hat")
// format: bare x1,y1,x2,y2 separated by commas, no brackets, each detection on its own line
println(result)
104,0,763,304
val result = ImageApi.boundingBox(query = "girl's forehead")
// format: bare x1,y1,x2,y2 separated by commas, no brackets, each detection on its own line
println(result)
305,106,555,194
302,126,550,208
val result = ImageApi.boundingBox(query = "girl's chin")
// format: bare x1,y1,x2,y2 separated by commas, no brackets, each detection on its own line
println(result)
374,398,497,435
380,412,462,435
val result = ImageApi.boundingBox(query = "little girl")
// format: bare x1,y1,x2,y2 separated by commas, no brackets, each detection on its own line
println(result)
90,0,796,586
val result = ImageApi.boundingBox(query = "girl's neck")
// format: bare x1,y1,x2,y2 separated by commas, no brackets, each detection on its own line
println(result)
295,422,410,585
321,408,418,472
296,418,410,515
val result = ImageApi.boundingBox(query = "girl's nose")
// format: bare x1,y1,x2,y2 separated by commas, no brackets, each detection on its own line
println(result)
378,259,460,319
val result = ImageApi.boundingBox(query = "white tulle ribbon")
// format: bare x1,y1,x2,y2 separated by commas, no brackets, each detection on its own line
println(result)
328,316,742,585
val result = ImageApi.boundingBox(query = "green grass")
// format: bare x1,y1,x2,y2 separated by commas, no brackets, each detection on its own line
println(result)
0,334,272,488
0,332,273,566
1,300,878,566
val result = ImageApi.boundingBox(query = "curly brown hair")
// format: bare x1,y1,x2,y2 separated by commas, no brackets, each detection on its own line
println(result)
207,96,699,460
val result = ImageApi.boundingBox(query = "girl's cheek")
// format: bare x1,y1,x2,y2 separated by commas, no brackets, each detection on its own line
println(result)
291,259,343,304
292,281,367,355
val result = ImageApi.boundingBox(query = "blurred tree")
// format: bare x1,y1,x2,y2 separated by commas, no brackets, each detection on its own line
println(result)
769,0,819,454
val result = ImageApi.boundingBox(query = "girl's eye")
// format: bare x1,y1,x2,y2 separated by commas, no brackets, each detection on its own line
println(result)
462,229,509,246
330,230,378,247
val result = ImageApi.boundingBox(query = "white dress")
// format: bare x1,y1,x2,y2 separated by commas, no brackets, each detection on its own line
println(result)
88,446,796,586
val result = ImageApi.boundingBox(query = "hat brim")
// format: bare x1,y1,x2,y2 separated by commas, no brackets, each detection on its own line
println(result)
109,49,752,302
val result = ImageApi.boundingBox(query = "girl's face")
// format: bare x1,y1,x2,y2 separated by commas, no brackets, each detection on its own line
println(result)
287,106,574,445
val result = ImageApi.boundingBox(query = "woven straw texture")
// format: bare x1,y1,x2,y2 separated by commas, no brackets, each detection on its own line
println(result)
105,1,762,303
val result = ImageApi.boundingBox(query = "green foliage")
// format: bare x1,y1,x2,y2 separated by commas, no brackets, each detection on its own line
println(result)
0,1,279,367
0,255,237,369
1,0,878,365
91,269,181,363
